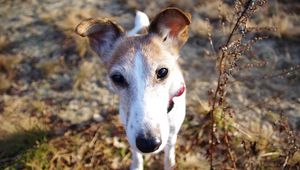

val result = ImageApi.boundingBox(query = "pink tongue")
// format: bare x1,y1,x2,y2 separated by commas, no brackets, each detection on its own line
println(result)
169,84,185,102
168,85,185,113
174,85,185,97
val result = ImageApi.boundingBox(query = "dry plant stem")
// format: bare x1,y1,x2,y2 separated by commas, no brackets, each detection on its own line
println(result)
224,128,237,169
207,18,216,56
209,0,254,168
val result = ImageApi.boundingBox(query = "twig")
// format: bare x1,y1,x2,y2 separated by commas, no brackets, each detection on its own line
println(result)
259,152,280,157
209,0,255,168
224,128,237,169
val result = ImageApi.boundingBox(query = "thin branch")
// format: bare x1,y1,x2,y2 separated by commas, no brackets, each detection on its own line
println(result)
209,0,255,168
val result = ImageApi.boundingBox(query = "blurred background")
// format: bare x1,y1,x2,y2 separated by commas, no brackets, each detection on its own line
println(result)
0,0,299,169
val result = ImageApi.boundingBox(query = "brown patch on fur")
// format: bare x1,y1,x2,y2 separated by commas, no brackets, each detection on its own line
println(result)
107,37,137,70
108,35,166,70
141,37,162,60
75,18,124,37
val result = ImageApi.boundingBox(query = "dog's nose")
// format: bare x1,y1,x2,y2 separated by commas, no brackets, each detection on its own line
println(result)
136,134,162,153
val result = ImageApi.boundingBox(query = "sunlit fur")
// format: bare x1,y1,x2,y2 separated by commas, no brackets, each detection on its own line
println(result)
107,35,186,170
75,9,189,170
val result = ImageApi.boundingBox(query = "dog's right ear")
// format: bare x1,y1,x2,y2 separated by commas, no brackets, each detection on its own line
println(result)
149,8,191,51
75,18,124,63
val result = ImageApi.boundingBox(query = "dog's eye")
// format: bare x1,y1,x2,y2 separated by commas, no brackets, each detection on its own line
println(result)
110,73,128,87
156,68,168,80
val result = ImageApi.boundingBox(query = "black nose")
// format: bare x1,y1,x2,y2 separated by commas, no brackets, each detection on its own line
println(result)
136,134,162,153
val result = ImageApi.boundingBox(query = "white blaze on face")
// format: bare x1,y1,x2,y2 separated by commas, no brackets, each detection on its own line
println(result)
124,51,170,153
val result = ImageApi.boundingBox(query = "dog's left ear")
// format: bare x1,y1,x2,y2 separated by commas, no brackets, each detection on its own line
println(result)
75,18,124,64
149,8,191,50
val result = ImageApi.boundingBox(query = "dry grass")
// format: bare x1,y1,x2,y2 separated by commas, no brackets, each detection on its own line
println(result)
0,112,49,167
0,73,11,93
0,35,9,52
73,60,96,90
0,0,299,169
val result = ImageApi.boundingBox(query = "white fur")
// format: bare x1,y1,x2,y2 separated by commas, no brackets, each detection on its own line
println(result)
105,12,186,170
109,48,186,170
128,11,150,36
116,56,185,170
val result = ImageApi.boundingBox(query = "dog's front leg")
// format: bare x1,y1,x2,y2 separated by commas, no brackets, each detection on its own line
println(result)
164,134,177,170
130,150,143,170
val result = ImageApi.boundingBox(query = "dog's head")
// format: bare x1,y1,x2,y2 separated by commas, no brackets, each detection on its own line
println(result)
75,8,191,154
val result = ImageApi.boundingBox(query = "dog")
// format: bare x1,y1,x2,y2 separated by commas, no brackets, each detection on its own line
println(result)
75,7,191,170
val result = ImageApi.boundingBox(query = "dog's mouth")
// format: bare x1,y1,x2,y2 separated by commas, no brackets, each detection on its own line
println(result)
167,100,175,113
167,84,185,113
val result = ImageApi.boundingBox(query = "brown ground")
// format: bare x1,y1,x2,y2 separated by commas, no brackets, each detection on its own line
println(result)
0,0,299,169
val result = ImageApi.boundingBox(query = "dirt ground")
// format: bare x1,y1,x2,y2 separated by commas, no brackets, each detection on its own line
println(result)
0,0,299,169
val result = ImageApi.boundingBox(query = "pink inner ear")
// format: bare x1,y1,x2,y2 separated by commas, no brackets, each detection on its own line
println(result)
167,22,181,36
166,20,186,37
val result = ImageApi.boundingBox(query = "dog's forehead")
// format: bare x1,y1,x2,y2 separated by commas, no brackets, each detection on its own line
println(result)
108,35,173,71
